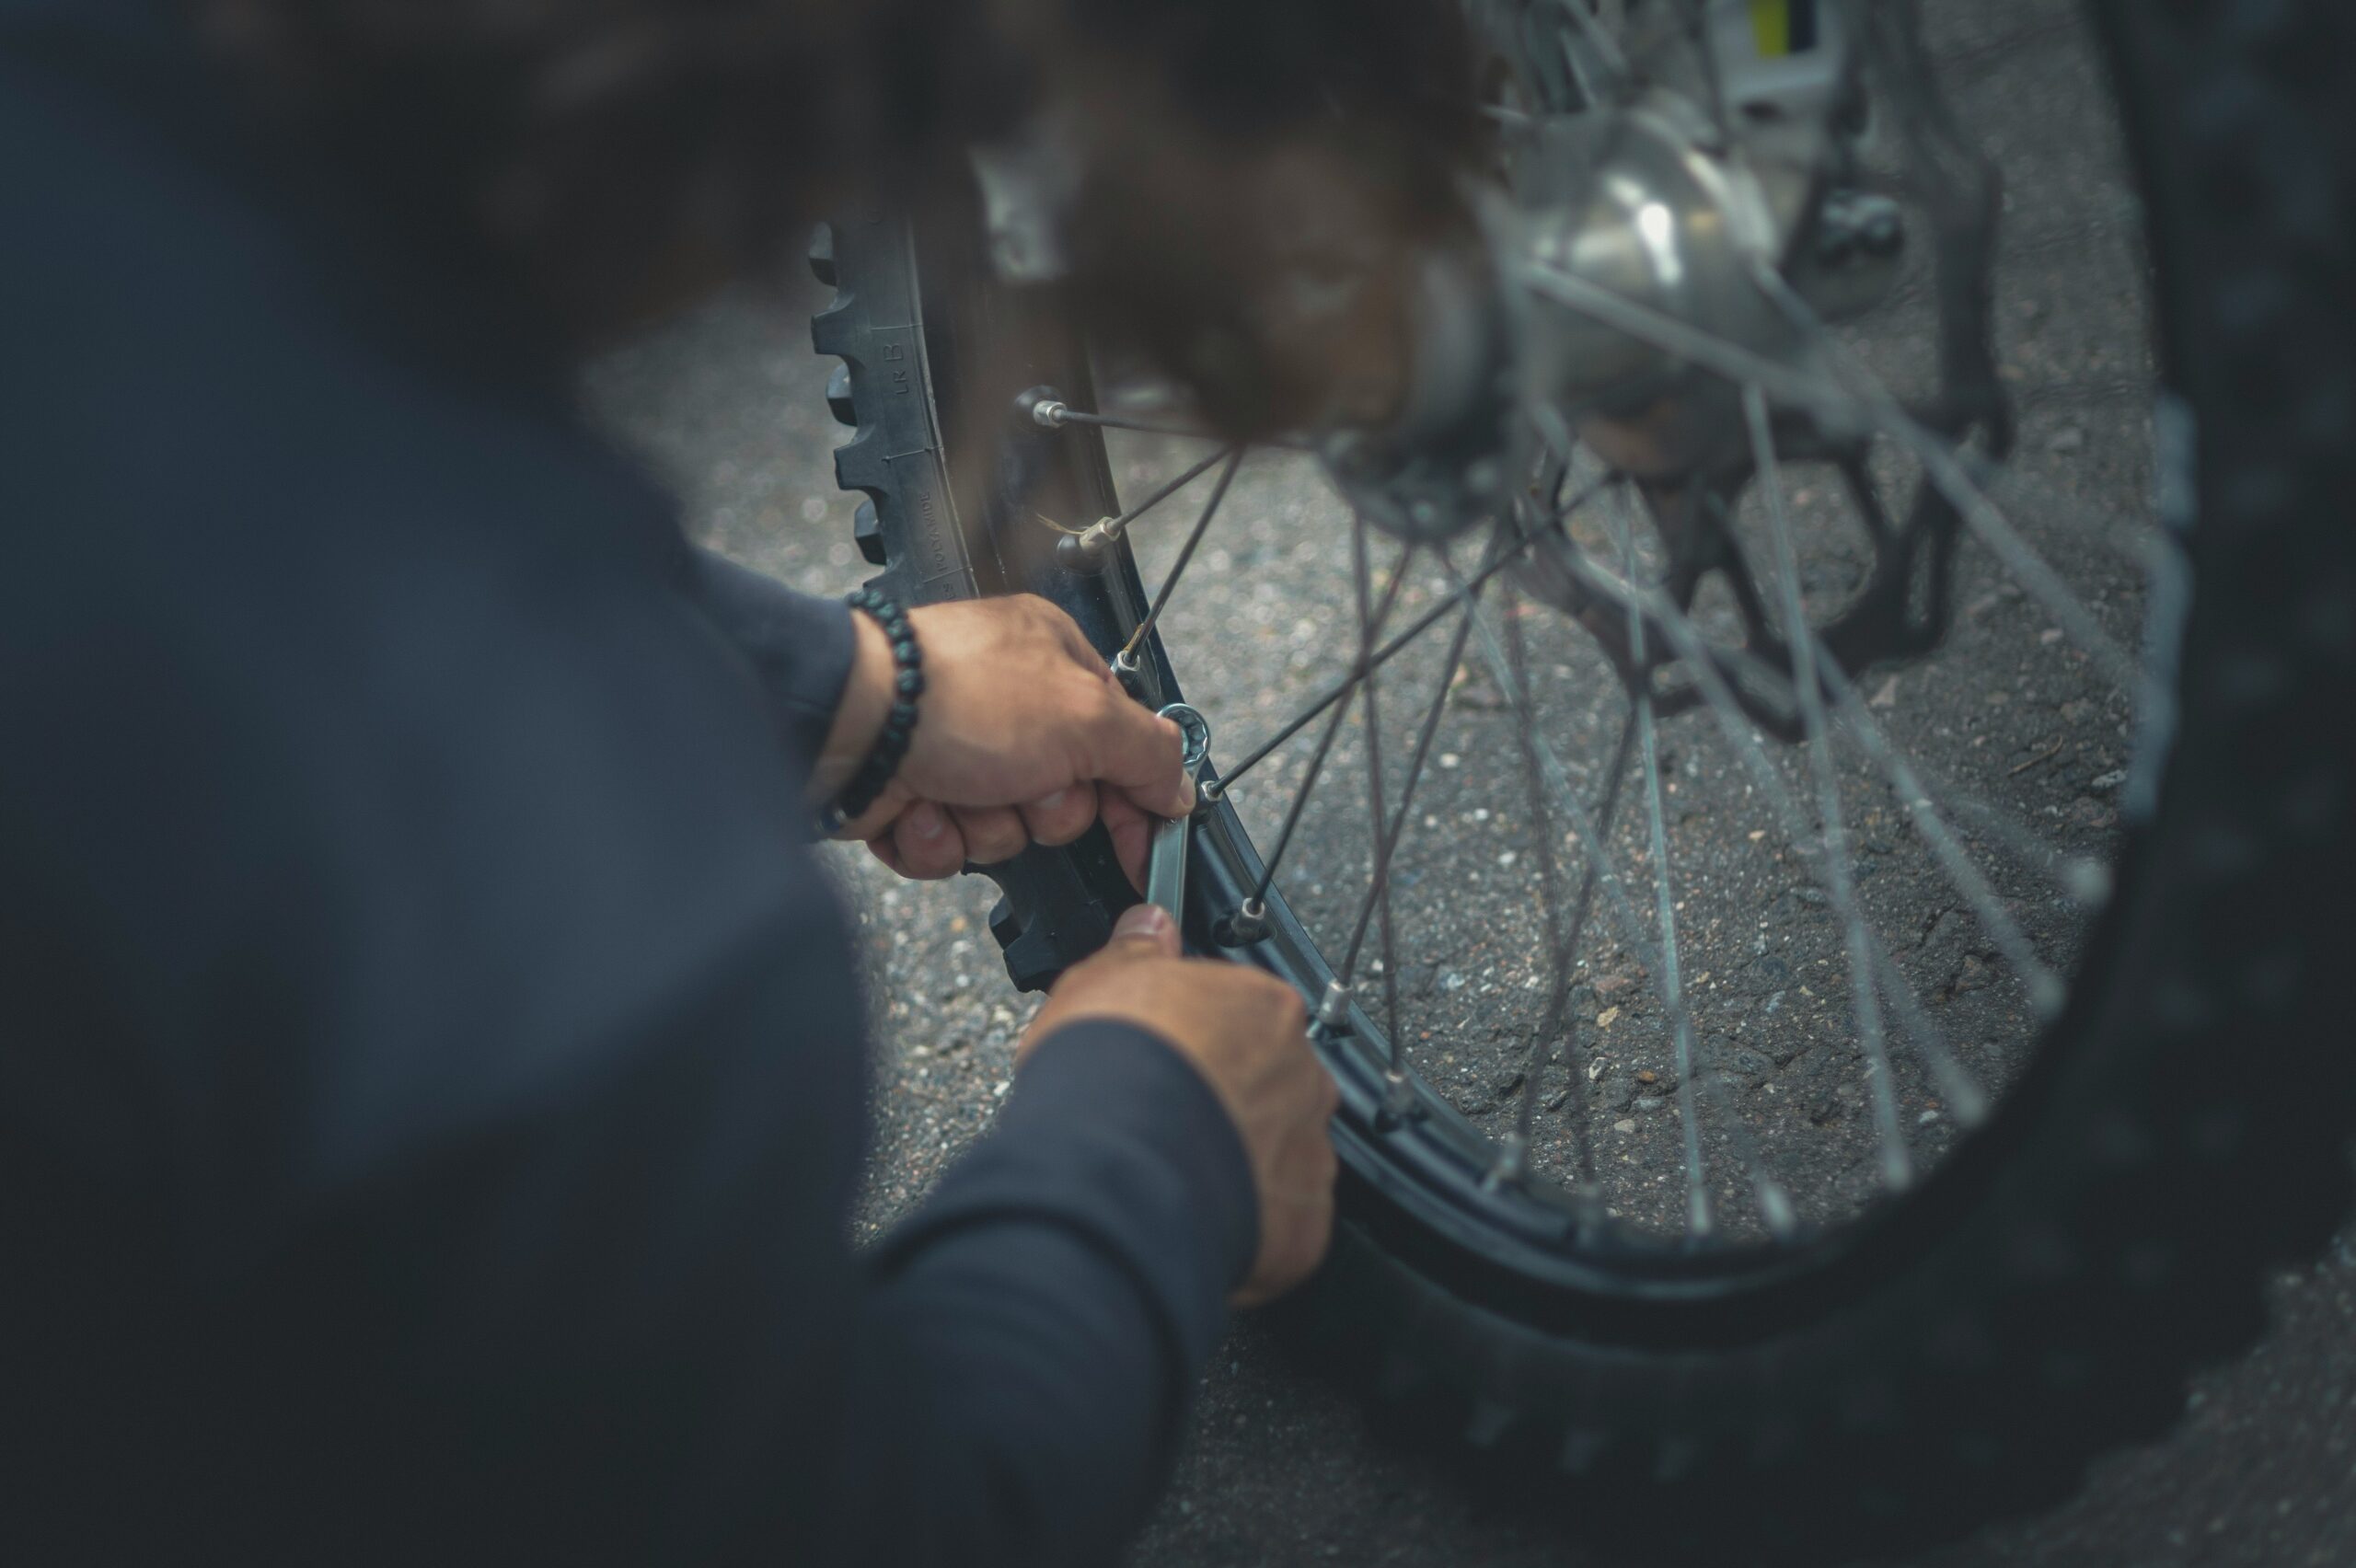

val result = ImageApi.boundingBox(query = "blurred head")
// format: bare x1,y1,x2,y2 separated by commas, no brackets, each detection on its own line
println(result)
191,0,1477,404
191,0,1021,340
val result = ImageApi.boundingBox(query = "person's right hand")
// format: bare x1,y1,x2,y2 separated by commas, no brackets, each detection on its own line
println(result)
1019,903,1338,1307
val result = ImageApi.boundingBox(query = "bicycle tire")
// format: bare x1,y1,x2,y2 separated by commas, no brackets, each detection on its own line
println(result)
810,0,2354,1549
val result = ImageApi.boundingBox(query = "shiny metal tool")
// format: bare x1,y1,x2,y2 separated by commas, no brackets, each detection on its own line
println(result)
1145,703,1212,924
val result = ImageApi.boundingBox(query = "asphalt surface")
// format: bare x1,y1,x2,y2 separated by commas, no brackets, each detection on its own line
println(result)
585,2,2355,1562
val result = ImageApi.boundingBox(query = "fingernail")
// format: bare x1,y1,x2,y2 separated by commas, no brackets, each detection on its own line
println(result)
1114,903,1172,940
910,803,945,840
1034,789,1068,812
1177,776,1197,814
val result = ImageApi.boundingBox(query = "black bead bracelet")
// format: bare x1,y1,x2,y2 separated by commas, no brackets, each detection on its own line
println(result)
819,587,924,836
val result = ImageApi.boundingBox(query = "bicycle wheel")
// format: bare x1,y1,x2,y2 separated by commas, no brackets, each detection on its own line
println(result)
812,0,2353,1549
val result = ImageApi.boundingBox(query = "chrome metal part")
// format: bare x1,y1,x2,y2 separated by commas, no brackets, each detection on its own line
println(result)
1513,96,1809,478
1142,704,1213,926
1161,702,1212,774
1212,895,1271,950
1058,520,1117,573
1318,250,1519,547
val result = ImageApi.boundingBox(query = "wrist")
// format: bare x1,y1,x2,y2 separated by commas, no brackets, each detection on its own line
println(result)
806,607,895,808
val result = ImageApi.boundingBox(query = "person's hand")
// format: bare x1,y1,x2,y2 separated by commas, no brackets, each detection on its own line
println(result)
1020,904,1338,1307
813,595,1193,886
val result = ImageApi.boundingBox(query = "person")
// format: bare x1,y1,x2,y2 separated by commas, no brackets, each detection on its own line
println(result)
0,0,1337,1562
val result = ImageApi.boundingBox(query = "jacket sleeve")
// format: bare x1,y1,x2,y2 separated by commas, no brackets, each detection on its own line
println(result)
684,547,858,770
3,22,1254,1563
3,477,1252,1568
833,1023,1257,1568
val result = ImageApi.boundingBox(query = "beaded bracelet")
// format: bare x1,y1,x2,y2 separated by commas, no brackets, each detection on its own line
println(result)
818,587,924,836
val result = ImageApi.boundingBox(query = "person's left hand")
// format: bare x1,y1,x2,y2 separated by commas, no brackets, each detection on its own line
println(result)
812,594,1195,886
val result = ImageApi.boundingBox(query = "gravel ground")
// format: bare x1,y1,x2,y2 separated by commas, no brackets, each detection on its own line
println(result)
585,1,2355,1561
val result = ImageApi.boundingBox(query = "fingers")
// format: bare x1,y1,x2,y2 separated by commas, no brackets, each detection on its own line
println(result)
1232,1182,1335,1308
951,804,1028,867
1236,1027,1337,1308
1080,689,1195,821
1233,1130,1338,1305
890,801,967,880
869,790,1093,882
1017,782,1100,848
1098,789,1156,893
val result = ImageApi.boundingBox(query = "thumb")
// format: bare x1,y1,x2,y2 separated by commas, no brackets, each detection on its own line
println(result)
1104,900,1181,959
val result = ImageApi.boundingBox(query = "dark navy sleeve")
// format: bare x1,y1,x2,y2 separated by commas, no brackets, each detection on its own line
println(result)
0,25,1258,1565
829,1026,1258,1567
686,548,858,768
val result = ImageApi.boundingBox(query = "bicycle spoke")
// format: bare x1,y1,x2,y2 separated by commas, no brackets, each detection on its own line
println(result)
1530,496,1992,1126
1747,386,1912,1193
1246,550,1416,904
1460,594,1664,997
1900,746,2114,907
1613,499,1795,1239
1510,709,1637,1194
1497,576,1636,1194
1492,582,1560,1186
1120,447,1242,663
1589,509,2073,1010
1333,537,1526,1068
1215,516,1572,792
1816,656,2071,1014
1099,444,1239,543
1668,0,1735,141
1451,564,1796,1236
1034,398,1313,450
1749,269,2138,685
1519,259,2141,691
1552,0,1634,94
1351,517,1405,1055
1338,589,1485,1003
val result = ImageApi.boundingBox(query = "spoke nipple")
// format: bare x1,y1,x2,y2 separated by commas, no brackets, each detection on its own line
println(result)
1316,981,1355,1031
2030,972,2068,1020
1376,1068,1425,1128
1015,386,1068,430
2063,859,2112,907
1110,648,1147,698
1213,897,1268,948
1194,777,1224,813
1057,523,1114,575
1484,1135,1530,1193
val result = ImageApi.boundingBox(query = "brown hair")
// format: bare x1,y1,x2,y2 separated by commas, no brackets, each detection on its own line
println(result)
191,0,1476,374
191,0,1021,335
